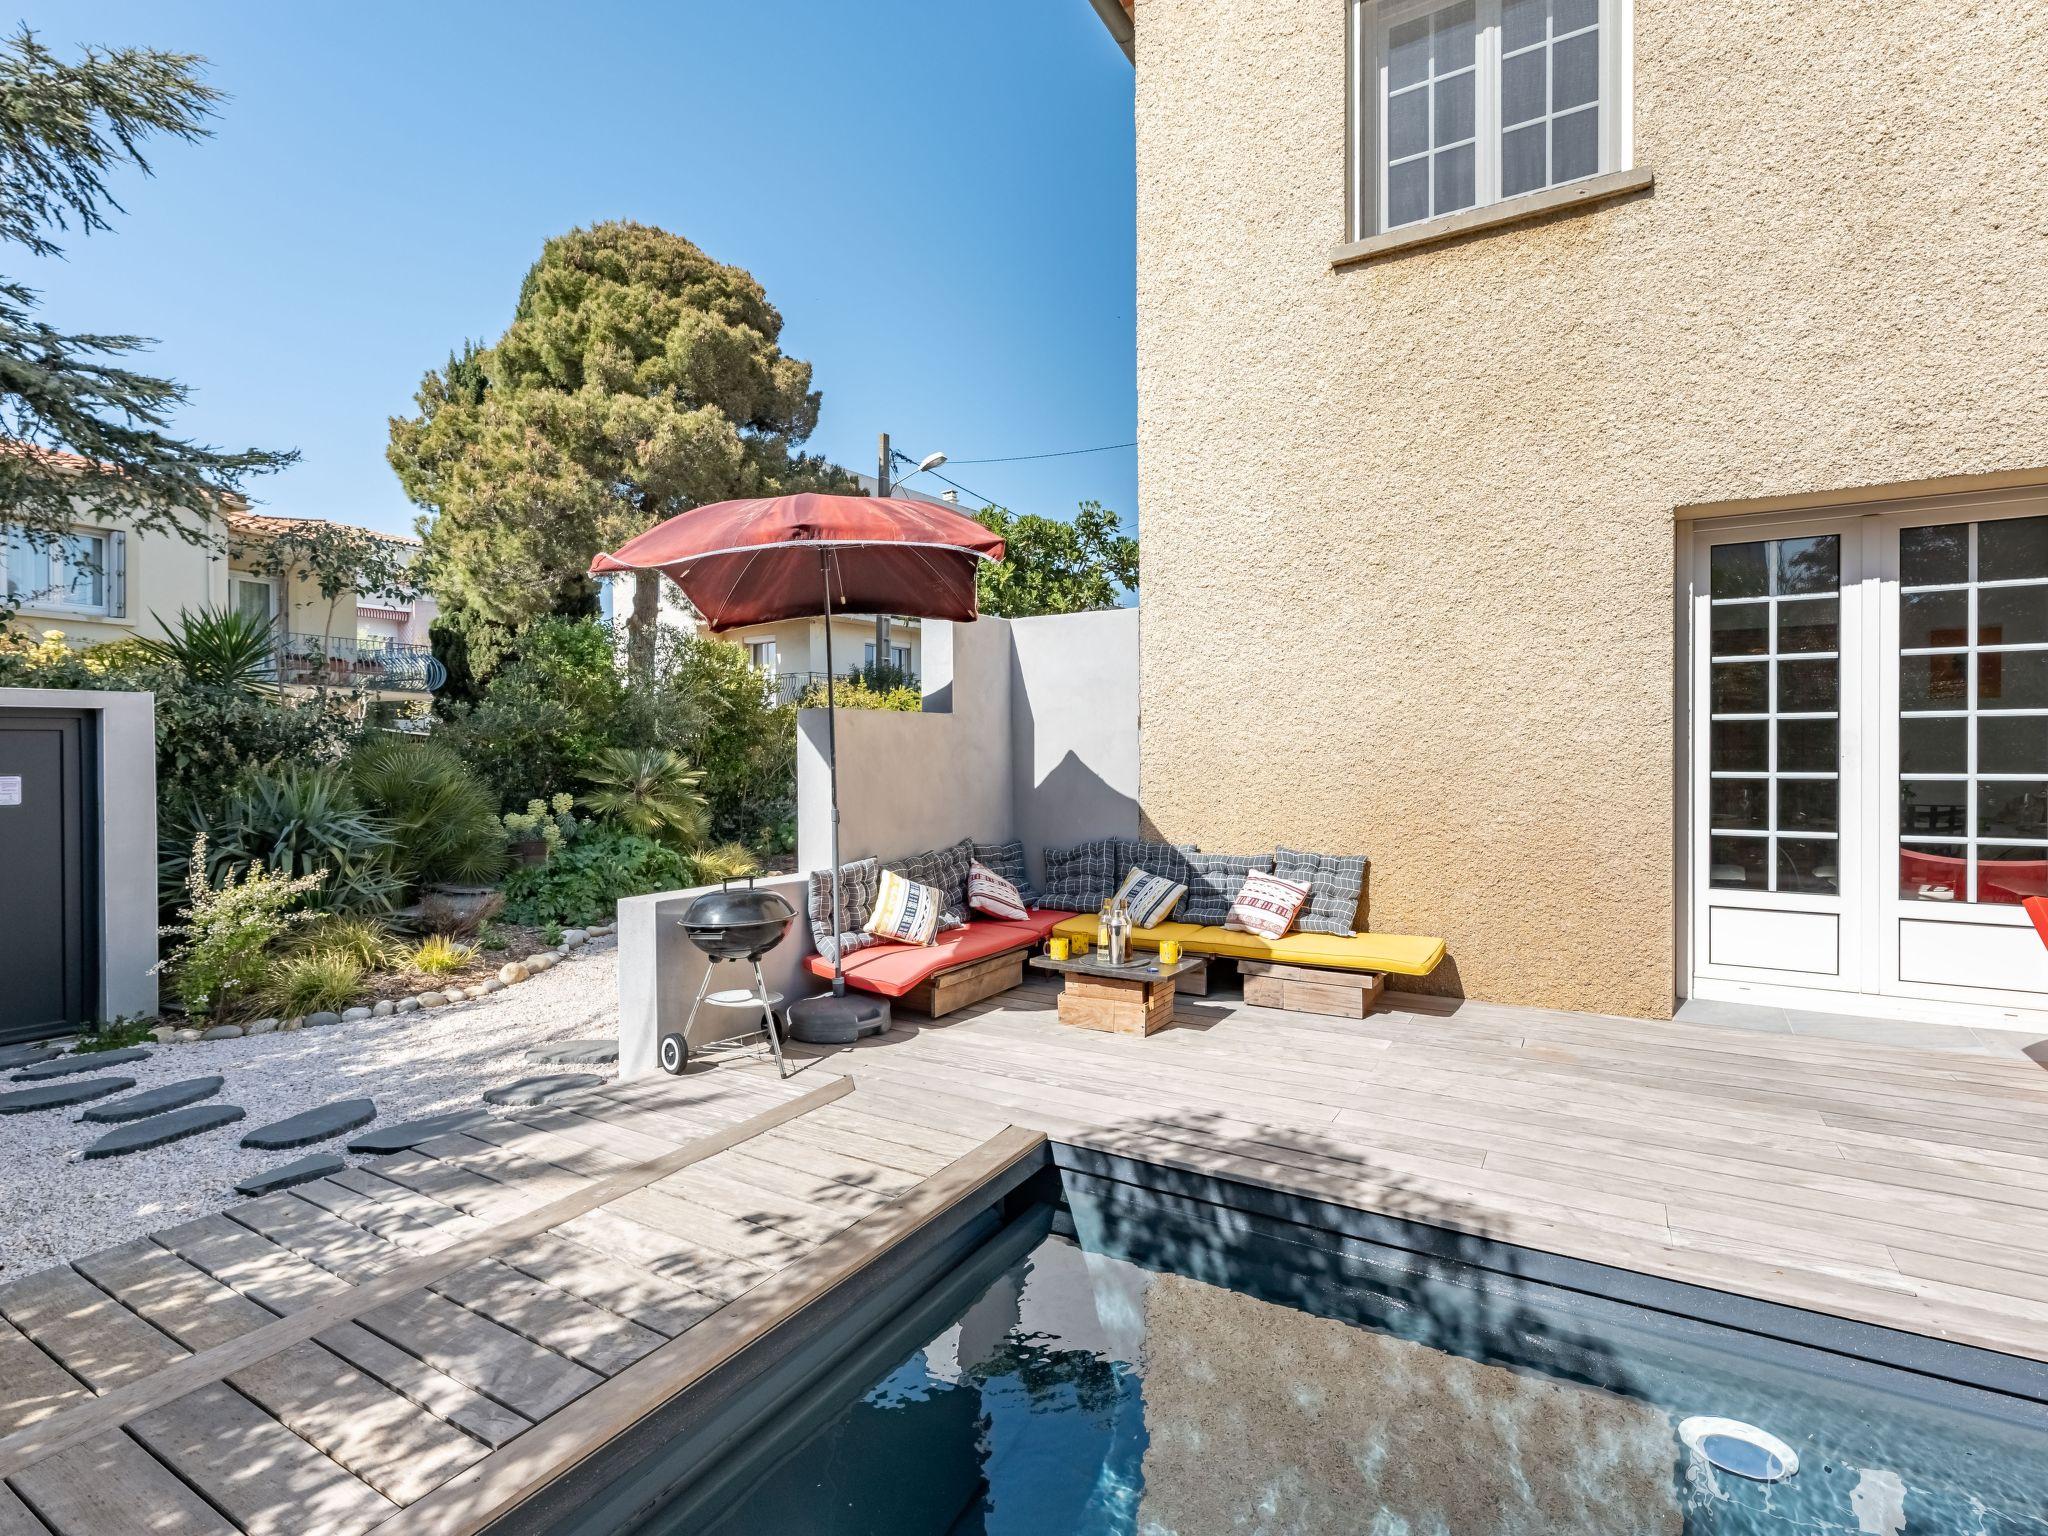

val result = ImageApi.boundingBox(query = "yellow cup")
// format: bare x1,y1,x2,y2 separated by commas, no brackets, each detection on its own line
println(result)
1160,939,1183,966
1048,936,1071,961
1071,936,1089,957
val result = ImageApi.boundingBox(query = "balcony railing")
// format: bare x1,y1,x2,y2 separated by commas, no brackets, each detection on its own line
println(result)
764,669,919,705
278,633,446,693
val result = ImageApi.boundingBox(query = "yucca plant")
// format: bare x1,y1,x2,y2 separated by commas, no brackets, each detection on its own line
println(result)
170,764,401,912
349,735,507,887
408,934,472,975
265,949,364,1016
579,747,708,850
137,606,280,694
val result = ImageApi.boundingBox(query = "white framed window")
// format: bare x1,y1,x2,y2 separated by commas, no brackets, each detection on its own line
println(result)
861,642,910,673
1354,0,1627,237
748,639,778,672
3,526,121,616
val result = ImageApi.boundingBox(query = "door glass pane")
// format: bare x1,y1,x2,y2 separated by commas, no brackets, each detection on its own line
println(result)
1552,107,1599,183
1900,780,1966,838
1502,124,1545,197
1777,779,1838,833
1900,844,1967,902
1709,836,1769,891
1711,718,1768,772
1900,524,1967,587
1710,779,1768,831
1778,717,1837,773
1502,49,1545,125
1434,70,1475,142
1711,542,1768,599
1774,537,1840,596
1979,585,2048,646
1978,714,2048,776
1977,845,2048,905
1900,715,1967,775
1388,159,1429,227
1388,90,1429,159
1776,840,1838,895
1388,16,1431,88
1712,662,1767,714
1901,654,1967,709
1551,30,1599,110
1433,142,1475,214
1979,516,2048,583
1776,597,1839,654
1980,650,2048,709
1978,782,2048,841
1900,589,1968,649
1503,0,1546,49
1777,658,1838,713
1710,603,1768,657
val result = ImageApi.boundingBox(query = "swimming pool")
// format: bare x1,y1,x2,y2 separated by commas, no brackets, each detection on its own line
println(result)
531,1156,2048,1536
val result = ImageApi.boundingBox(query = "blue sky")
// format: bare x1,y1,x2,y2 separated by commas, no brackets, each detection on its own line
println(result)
16,3,1136,539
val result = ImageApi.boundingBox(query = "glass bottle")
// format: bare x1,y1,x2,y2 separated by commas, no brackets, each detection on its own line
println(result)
1096,900,1112,955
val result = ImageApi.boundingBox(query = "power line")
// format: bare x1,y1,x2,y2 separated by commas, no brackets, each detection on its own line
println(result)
944,441,1136,466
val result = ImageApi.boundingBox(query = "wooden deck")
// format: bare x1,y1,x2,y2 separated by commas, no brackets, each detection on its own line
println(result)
1,978,2042,1533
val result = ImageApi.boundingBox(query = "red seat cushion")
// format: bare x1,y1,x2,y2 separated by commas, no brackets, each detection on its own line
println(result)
804,918,1043,998
1012,908,1078,941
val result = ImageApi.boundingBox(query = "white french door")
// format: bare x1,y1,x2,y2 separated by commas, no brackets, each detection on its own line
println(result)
1689,495,2048,1020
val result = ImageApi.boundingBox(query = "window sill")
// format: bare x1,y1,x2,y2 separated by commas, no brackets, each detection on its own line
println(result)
1330,166,1655,269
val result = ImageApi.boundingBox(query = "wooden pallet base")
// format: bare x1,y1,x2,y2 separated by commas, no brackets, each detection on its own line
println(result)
1056,974,1178,1036
900,949,1028,1018
1240,960,1384,1018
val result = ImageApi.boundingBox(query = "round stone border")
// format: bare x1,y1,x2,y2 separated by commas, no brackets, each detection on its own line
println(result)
150,924,615,1043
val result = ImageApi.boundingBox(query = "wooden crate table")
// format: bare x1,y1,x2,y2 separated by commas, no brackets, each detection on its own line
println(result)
1028,952,1207,1036
1239,959,1384,1018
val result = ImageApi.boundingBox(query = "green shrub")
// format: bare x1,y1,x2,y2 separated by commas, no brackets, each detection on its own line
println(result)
680,842,761,885
349,734,507,887
294,914,400,970
437,618,631,809
408,935,472,975
796,676,921,712
580,746,707,849
164,764,400,913
266,950,366,1016
638,631,798,843
157,835,328,1020
502,826,687,927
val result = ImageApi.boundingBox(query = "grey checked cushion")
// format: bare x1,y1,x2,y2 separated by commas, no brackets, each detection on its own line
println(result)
972,839,1044,907
1273,846,1368,936
885,838,974,929
1178,852,1274,927
1042,837,1198,914
807,857,882,965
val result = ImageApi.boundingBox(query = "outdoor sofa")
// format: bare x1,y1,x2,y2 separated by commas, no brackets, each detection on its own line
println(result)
804,835,1445,1018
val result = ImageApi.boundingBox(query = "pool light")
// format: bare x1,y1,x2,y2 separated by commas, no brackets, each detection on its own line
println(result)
1679,1416,1800,1482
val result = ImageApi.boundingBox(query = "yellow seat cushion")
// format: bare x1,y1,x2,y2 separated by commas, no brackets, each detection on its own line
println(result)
1048,916,1443,977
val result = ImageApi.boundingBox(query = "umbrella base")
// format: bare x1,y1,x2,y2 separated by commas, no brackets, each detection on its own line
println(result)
786,992,891,1046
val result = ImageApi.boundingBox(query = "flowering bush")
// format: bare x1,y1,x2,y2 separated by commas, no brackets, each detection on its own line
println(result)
502,793,580,857
156,835,327,1019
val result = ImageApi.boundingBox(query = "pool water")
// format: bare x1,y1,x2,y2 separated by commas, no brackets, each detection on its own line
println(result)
670,1184,2048,1536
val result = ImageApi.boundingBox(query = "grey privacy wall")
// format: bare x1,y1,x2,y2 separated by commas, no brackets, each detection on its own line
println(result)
797,608,1139,884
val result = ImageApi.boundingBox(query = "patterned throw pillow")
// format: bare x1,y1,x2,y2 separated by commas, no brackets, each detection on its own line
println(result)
971,839,1044,907
1114,866,1187,928
864,868,944,946
1273,846,1368,936
1178,852,1274,927
968,860,1029,922
1040,837,1125,914
807,857,881,965
885,838,974,930
1224,870,1312,940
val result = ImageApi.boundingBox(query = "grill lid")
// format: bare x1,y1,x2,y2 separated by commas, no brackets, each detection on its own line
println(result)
682,880,796,932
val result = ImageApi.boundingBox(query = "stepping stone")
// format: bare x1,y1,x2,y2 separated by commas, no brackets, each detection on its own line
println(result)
0,1076,136,1115
13,1046,150,1081
82,1104,245,1159
80,1076,225,1124
483,1073,602,1107
346,1109,490,1154
527,1038,618,1066
234,1153,345,1197
0,1043,63,1071
240,1097,376,1150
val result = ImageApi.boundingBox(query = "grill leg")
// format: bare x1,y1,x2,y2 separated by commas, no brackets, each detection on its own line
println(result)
678,964,716,1055
754,960,788,1079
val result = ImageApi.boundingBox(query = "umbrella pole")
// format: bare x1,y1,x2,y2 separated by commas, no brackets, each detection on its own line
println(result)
821,553,846,998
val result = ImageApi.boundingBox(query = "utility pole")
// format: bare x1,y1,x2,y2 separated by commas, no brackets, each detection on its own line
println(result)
872,431,891,677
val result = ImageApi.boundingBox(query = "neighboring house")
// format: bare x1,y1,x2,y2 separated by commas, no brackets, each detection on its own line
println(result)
1089,1,2048,1027
1,449,441,701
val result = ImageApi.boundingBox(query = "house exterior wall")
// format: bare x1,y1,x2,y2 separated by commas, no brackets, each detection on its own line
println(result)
1130,0,2048,1016
5,513,226,648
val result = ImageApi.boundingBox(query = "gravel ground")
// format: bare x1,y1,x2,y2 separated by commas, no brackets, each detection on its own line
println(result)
0,938,622,1281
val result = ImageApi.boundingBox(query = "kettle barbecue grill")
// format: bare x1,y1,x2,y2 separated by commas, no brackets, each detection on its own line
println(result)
663,879,797,1078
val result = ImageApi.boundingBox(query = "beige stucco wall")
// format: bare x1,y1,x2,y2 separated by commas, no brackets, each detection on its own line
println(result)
6,514,225,649
1131,0,2048,1016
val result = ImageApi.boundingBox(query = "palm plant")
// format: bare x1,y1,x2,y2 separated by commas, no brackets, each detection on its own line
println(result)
579,746,708,850
137,606,279,693
349,735,507,887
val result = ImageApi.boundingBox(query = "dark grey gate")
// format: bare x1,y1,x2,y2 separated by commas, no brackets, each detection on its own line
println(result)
0,709,99,1042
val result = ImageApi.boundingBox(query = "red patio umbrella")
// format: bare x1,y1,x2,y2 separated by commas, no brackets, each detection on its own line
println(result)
593,492,1005,1043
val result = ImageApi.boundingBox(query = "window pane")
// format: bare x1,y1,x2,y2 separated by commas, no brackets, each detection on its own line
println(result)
1709,602,1768,657
1979,516,2048,583
1502,123,1546,197
1388,89,1429,160
1900,844,1967,902
1900,524,1968,587
1777,840,1838,895
1711,542,1768,600
66,538,103,606
1900,589,1969,650
1777,597,1838,654
1709,836,1769,891
5,537,50,600
1433,142,1475,214
1979,584,2048,647
1503,0,1547,50
1711,718,1768,772
1901,654,1968,709
1502,49,1545,126
1901,780,1967,838
1388,159,1429,227
1552,29,1600,111
1434,70,1475,144
1710,778,1768,831
1778,717,1837,773
1389,15,1431,89
1555,0,1599,31
1980,650,2048,709
1900,715,1967,775
1979,782,2048,841
1777,658,1837,713
1778,779,1838,834
1979,714,2048,776
1774,535,1839,596
1712,661,1767,714
1978,845,2048,906
1552,105,1599,183
1433,1,1477,70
